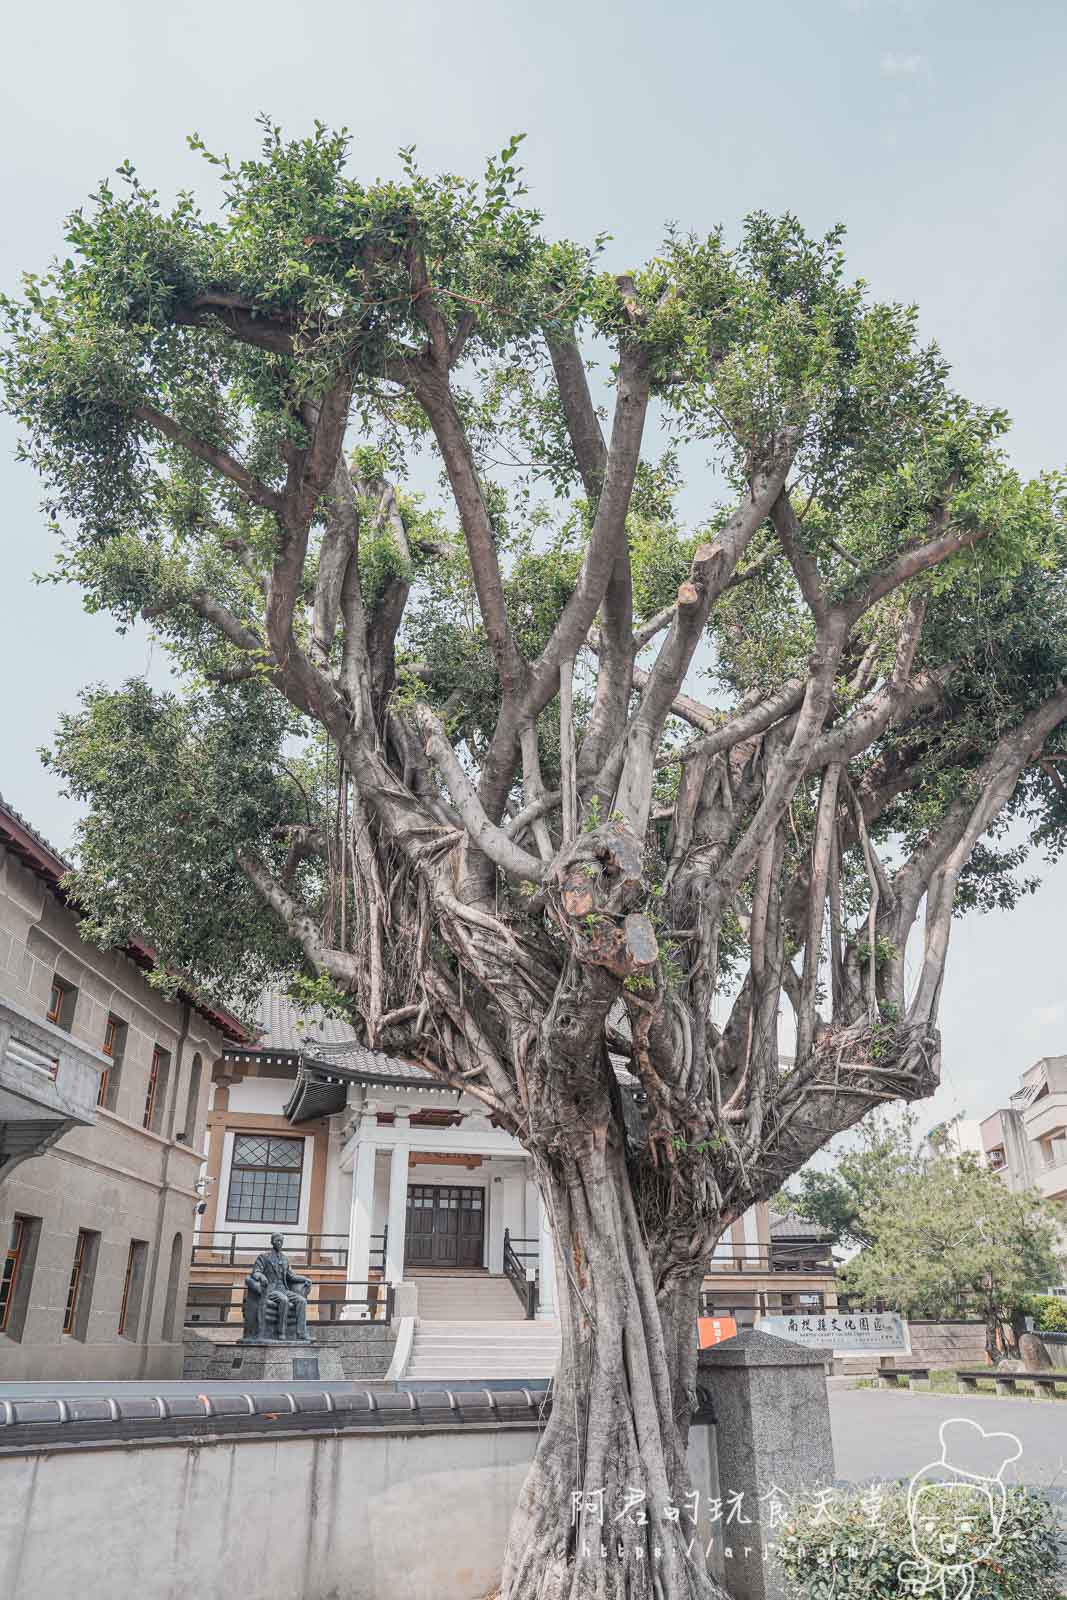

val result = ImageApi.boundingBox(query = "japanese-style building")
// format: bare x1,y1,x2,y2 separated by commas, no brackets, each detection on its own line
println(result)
189,993,840,1366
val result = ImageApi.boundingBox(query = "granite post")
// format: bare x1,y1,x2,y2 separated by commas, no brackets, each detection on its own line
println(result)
696,1329,834,1600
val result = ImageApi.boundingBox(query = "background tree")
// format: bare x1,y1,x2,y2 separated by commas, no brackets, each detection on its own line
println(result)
5,123,1067,1600
776,1109,920,1248
844,1154,1065,1359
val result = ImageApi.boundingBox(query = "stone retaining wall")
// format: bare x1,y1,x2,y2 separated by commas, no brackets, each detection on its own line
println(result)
183,1320,398,1382
0,1416,539,1600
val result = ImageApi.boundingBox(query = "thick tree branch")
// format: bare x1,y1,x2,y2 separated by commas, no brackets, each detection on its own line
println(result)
609,443,798,830
413,705,548,883
413,366,526,697
236,850,359,986
133,404,283,513
528,341,650,714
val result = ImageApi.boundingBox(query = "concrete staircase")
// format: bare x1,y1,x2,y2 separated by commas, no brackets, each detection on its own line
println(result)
405,1318,561,1380
411,1272,528,1322
396,1273,561,1380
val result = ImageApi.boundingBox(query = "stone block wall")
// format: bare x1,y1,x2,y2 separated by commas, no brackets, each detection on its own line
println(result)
183,1320,398,1382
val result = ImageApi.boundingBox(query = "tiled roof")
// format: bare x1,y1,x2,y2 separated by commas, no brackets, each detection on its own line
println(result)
248,990,436,1082
252,988,364,1053
236,989,438,1093
768,1210,832,1241
244,993,647,1121
0,789,71,870
0,790,247,1043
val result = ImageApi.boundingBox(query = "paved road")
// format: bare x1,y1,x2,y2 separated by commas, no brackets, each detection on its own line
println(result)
830,1386,1067,1495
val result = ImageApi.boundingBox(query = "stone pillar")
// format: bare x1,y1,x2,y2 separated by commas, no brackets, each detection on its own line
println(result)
696,1329,834,1600
536,1187,557,1320
384,1112,410,1284
344,1132,377,1319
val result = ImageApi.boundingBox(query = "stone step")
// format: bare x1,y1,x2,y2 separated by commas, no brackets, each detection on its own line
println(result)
414,1329,561,1342
405,1314,561,1379
415,1322,559,1334
414,1280,529,1321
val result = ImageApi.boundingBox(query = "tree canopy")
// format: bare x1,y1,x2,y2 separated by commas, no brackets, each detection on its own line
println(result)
843,1152,1064,1354
777,1109,921,1248
6,122,1067,1599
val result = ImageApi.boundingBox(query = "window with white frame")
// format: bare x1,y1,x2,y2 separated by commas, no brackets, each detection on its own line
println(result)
225,1134,304,1224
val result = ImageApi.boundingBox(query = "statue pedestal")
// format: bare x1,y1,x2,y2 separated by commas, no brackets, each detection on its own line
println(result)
206,1340,345,1383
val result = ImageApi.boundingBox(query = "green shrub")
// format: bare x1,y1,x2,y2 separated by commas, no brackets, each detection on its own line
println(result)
775,1483,1064,1598
1022,1294,1067,1334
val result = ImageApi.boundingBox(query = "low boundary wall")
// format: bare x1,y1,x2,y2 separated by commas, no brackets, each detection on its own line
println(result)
0,1332,845,1600
835,1319,988,1376
0,1386,720,1600
0,1391,543,1600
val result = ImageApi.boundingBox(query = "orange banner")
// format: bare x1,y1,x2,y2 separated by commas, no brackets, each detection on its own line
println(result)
697,1315,738,1349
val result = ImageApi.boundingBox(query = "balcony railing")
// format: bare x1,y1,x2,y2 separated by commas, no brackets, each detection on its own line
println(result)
705,1242,836,1276
699,1288,830,1326
189,1229,388,1275
185,1280,393,1327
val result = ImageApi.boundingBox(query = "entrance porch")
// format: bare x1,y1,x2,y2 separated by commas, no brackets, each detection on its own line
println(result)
340,1105,557,1319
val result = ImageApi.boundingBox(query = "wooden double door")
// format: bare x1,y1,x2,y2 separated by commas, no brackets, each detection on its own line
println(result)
405,1183,485,1268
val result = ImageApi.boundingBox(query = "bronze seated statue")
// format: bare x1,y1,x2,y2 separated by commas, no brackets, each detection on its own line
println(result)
241,1232,313,1343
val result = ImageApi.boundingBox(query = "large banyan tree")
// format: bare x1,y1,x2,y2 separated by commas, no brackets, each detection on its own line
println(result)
5,125,1067,1598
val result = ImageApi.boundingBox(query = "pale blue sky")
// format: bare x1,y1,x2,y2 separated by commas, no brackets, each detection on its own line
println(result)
2,0,1065,1131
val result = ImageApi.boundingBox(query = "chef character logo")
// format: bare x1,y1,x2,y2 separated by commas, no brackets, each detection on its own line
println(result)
898,1417,1022,1598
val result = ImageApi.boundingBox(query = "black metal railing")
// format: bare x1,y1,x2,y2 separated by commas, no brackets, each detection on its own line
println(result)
705,1242,836,1275
503,1229,538,1320
190,1228,390,1276
190,1232,349,1270
184,1280,394,1327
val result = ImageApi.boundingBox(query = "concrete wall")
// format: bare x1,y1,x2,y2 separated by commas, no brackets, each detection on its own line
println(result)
0,1413,725,1600
0,841,229,1380
0,1425,540,1600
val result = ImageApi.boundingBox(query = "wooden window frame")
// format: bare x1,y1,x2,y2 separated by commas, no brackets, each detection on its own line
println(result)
117,1239,148,1339
64,1230,92,1335
142,1045,169,1131
225,1134,305,1225
46,976,77,1033
0,1219,25,1334
98,1014,126,1109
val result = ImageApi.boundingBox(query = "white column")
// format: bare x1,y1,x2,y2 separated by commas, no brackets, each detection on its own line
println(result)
537,1187,558,1320
344,1131,377,1319
384,1110,410,1283
524,1176,539,1241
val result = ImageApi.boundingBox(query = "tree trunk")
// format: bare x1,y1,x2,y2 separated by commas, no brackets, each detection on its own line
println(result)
501,1137,727,1600
986,1312,1002,1365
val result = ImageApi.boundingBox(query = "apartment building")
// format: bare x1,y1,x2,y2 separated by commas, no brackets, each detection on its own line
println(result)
981,1055,1067,1205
